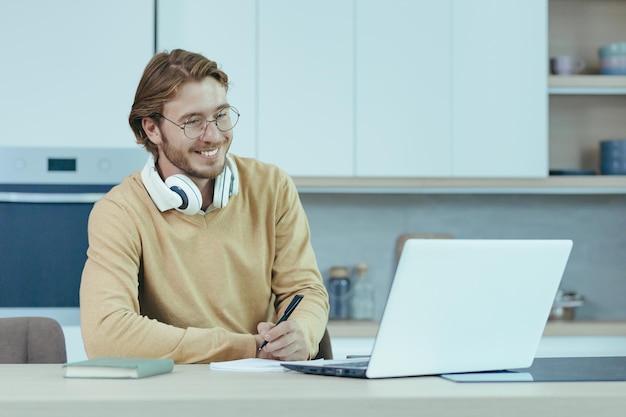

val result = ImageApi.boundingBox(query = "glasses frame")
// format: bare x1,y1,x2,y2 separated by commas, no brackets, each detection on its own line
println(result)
154,106,240,139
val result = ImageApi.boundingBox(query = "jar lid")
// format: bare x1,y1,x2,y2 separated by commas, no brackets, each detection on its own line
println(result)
355,262,368,277
329,266,350,279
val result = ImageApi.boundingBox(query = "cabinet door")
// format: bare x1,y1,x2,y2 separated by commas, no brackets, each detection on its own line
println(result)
257,0,354,176
452,0,548,177
157,0,257,158
356,0,453,177
0,0,154,149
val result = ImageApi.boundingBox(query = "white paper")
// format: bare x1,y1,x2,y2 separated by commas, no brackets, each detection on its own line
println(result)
209,358,289,372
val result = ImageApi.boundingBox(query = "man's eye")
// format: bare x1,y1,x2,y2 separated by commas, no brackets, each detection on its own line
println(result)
186,117,204,126
216,110,228,120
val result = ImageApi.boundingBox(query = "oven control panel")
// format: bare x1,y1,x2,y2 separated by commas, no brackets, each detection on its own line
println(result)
0,147,147,184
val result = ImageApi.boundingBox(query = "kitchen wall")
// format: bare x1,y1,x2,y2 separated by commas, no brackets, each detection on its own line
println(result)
4,192,623,364
300,193,626,321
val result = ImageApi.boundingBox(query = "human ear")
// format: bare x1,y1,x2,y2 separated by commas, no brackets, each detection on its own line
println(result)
142,117,162,144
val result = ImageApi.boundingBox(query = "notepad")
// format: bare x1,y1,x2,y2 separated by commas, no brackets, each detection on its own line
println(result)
209,358,289,372
63,357,174,379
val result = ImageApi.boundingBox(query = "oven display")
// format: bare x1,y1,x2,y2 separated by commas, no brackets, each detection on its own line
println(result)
48,158,77,172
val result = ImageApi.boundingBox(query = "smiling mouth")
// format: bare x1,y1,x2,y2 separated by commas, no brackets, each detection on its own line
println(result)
198,149,219,157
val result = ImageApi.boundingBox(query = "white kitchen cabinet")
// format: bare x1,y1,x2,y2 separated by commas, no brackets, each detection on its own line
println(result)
355,0,453,177
257,0,354,176
357,0,547,178
452,0,548,177
0,0,154,149
156,0,257,158
157,0,353,172
155,0,548,180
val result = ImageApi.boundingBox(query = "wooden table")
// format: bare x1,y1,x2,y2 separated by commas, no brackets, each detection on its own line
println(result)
2,364,625,417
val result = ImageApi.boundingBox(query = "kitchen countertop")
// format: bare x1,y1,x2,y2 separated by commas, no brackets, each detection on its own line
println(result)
330,335,626,361
327,320,626,338
328,320,626,361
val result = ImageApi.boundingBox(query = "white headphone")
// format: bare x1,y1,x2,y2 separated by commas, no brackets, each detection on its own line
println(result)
140,154,239,215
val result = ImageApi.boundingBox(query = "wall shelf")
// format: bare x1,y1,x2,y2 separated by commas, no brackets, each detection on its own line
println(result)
294,176,626,194
549,75,626,95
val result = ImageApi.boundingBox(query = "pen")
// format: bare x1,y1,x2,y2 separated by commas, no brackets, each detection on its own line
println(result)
258,294,304,351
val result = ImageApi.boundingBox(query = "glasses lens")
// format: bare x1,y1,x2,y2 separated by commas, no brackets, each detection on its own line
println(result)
216,106,240,132
182,107,240,139
183,115,207,139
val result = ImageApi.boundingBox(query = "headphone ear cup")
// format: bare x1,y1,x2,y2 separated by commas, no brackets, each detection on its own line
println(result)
164,175,202,215
213,165,233,209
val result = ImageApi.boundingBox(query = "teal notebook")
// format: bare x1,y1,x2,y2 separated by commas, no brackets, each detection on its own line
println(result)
63,357,174,379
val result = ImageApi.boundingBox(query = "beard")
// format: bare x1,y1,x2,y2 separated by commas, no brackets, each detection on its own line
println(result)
160,131,226,180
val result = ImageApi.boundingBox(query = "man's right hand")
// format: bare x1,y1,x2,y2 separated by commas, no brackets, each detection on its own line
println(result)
254,321,308,361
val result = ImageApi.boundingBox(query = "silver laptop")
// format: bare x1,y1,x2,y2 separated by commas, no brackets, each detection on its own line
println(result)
282,239,573,379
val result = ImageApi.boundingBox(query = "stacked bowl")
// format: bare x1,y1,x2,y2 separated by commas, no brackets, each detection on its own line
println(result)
599,42,626,75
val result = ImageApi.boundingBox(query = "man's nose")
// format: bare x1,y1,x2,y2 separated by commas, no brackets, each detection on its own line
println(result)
198,120,219,141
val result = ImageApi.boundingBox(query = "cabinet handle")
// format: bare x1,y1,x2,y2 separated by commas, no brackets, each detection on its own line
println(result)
0,192,104,204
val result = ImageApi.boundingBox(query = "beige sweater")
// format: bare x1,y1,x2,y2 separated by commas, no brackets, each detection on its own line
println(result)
80,155,329,363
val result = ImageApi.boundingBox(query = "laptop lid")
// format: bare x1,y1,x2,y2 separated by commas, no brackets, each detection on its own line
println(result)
284,239,573,379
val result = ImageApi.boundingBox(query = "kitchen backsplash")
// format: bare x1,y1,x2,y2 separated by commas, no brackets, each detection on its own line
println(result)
300,193,626,321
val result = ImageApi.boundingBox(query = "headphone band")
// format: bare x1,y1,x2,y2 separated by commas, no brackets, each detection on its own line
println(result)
140,154,239,214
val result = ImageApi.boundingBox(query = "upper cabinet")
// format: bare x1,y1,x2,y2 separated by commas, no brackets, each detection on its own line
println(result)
355,0,452,177
256,0,354,176
157,0,548,179
358,0,547,178
0,0,154,149
452,0,547,177
5,1,618,191
159,0,355,176
357,0,548,178
156,0,257,159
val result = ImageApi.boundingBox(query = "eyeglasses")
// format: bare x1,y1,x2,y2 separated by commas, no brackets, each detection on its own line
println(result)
155,106,240,139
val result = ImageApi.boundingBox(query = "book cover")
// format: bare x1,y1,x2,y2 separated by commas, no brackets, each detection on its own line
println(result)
63,357,174,379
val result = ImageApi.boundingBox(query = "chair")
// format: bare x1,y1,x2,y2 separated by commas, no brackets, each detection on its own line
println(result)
396,233,454,265
314,327,333,359
0,317,67,363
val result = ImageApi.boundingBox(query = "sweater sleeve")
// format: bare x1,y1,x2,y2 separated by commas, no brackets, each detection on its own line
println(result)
270,171,330,359
79,196,257,364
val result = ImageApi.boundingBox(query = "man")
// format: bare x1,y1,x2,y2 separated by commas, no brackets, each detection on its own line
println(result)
80,49,329,363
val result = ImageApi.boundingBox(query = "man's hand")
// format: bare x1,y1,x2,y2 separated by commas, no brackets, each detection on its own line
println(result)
255,320,308,361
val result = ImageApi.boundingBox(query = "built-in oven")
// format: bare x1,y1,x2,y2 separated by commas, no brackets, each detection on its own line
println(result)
0,147,146,359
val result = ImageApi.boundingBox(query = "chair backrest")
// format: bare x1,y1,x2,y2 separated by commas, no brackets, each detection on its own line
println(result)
314,327,333,359
0,317,67,363
396,233,454,265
